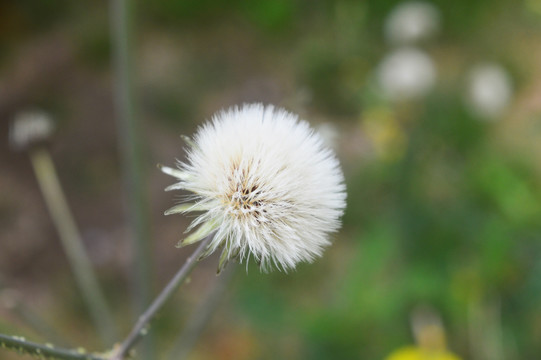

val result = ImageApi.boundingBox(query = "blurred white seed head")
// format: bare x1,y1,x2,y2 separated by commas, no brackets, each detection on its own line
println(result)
161,104,346,272
466,63,513,120
10,111,54,150
384,1,441,45
377,47,436,101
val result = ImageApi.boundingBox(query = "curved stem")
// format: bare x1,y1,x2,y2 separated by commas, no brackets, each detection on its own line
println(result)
110,237,212,360
0,333,105,360
29,148,116,346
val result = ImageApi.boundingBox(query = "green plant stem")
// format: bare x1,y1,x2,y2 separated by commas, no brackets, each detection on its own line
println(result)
110,237,212,360
109,0,153,342
0,333,105,360
29,148,116,346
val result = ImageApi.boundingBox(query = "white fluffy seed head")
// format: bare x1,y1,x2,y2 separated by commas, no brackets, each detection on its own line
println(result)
466,63,513,120
162,104,346,272
377,47,436,101
10,111,54,151
384,1,440,45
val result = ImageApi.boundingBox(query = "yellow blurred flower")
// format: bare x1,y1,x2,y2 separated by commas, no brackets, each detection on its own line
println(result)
384,307,462,360
385,346,461,360
362,107,407,162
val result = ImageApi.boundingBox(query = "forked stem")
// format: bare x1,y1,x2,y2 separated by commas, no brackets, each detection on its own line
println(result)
110,236,212,360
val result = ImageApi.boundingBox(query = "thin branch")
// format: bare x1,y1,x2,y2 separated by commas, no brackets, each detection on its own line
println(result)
109,0,154,355
110,236,212,360
29,148,117,345
109,0,153,311
0,333,105,360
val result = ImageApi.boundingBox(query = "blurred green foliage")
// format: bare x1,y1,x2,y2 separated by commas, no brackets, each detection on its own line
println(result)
2,0,541,359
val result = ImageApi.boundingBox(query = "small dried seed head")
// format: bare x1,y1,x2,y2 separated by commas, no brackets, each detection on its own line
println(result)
9,110,54,151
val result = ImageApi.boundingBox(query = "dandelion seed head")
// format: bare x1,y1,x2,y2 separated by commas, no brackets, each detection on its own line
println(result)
162,104,346,272
377,47,436,101
466,63,513,120
385,1,440,45
9,111,54,151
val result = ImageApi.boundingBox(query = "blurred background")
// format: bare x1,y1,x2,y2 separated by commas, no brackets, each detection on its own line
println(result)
1,0,541,359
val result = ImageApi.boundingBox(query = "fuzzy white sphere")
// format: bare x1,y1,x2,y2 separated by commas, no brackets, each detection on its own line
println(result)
10,110,54,150
377,47,436,101
384,1,440,45
161,104,346,272
466,64,513,120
